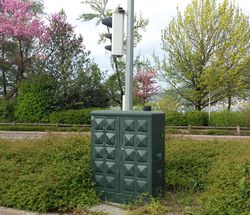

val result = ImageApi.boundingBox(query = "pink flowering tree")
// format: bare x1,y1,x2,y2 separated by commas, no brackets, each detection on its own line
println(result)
134,69,160,104
0,0,45,40
0,0,46,98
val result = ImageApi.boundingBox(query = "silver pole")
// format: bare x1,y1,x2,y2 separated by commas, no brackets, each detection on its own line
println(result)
124,0,134,111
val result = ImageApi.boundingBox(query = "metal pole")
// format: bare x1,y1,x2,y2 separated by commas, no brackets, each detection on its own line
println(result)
124,0,134,111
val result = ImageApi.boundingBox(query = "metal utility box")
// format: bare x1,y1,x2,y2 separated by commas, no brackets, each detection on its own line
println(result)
91,110,165,203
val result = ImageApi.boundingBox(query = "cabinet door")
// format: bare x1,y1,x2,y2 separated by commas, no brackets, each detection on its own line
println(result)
92,116,120,193
119,117,151,196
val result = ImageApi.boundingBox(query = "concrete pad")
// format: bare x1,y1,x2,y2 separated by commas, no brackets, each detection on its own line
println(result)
0,207,59,215
88,204,126,215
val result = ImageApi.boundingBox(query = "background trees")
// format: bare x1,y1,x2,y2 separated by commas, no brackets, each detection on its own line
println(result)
134,69,159,104
0,0,108,121
36,11,108,110
0,0,249,122
0,0,46,99
160,0,250,111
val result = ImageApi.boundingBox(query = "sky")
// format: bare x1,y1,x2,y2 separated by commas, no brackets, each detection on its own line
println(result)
43,0,250,73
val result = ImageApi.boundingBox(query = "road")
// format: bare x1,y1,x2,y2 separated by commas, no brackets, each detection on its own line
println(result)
170,134,250,141
0,131,79,139
0,131,250,141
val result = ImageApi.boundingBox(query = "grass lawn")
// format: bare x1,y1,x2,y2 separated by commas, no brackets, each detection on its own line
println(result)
0,135,249,214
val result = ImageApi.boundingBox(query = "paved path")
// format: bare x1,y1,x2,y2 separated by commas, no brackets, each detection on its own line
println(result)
171,134,250,141
0,204,126,215
0,207,59,215
0,131,78,139
0,131,249,141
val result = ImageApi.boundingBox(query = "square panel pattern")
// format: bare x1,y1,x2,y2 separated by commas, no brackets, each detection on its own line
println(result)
124,119,135,131
106,133,116,145
124,179,135,191
121,118,149,194
92,117,118,193
124,134,135,146
136,134,147,147
93,132,104,145
106,119,116,131
91,112,165,203
137,120,147,132
94,118,104,130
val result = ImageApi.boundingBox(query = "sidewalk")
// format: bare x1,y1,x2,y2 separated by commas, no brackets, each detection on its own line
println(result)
0,204,126,215
0,207,59,215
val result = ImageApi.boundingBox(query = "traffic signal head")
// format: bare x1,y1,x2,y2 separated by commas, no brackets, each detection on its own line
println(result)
102,7,125,57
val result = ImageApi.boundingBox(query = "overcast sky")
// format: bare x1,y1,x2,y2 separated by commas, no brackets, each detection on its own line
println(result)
43,0,250,72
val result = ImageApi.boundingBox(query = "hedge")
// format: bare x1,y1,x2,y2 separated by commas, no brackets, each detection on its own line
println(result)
0,136,249,214
165,111,250,127
210,111,248,127
166,138,250,214
0,135,98,212
49,108,103,125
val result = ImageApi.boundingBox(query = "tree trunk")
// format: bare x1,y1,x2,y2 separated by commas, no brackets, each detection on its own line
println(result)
1,38,7,96
2,69,7,96
227,93,232,111
195,98,202,111
195,105,202,111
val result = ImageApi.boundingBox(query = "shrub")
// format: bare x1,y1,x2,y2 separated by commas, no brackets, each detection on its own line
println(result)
210,111,245,127
0,135,98,212
166,111,187,126
15,75,54,123
241,105,250,127
49,108,104,124
0,98,17,121
198,142,250,214
185,111,208,126
166,139,217,192
166,111,208,126
126,198,167,215
166,138,250,214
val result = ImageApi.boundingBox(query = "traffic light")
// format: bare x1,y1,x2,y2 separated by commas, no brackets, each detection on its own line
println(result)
102,7,125,57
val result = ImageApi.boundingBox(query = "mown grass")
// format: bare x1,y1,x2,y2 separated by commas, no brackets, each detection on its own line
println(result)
0,136,249,214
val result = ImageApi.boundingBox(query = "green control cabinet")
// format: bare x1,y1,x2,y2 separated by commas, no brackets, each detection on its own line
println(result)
91,110,165,203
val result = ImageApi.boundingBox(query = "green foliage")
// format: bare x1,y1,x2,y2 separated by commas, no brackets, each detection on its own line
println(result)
126,198,167,215
156,95,180,113
166,112,187,126
166,138,250,214
0,135,98,212
36,11,108,110
199,146,250,214
104,71,125,108
49,108,103,124
185,111,208,126
160,0,250,110
210,111,245,127
15,75,54,123
241,104,250,127
166,111,208,126
0,98,17,121
166,139,216,192
166,110,250,127
0,98,8,118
